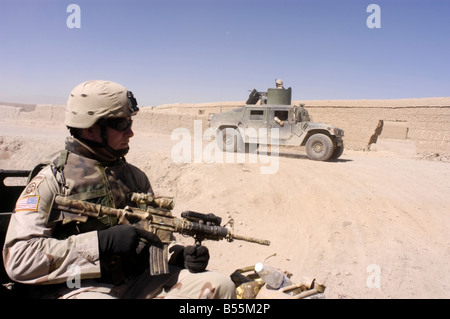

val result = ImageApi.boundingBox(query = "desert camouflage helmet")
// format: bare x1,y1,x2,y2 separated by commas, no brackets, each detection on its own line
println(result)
275,79,283,85
65,80,139,129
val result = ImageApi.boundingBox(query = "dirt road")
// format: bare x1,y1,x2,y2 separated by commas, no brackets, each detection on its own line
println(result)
1,122,449,299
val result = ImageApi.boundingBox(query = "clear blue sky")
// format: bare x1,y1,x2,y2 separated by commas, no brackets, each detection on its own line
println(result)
1,0,449,106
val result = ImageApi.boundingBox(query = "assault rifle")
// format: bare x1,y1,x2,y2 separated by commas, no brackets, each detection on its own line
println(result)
50,193,270,276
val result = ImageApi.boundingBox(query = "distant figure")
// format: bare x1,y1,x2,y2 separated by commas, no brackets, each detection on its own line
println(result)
275,79,284,89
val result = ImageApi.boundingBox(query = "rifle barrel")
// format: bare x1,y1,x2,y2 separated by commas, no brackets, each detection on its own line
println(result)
231,233,271,246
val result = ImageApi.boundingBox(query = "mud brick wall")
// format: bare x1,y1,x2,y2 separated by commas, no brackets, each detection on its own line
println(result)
1,101,449,156
133,109,208,135
305,105,450,155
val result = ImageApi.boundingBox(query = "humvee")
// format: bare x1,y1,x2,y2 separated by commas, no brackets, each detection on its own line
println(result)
209,86,344,161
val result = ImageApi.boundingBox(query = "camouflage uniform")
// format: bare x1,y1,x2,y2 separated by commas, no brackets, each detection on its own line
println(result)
2,80,236,299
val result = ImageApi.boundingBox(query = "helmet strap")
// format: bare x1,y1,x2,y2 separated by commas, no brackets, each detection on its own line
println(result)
70,125,129,159
99,124,129,158
69,127,105,149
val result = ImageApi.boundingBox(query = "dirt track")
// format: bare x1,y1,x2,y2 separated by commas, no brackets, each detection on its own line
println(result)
1,122,449,299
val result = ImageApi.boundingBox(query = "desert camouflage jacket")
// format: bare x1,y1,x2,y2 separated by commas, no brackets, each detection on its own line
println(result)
2,137,153,285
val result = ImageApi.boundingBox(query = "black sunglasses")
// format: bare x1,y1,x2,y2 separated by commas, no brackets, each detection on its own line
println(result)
99,118,133,131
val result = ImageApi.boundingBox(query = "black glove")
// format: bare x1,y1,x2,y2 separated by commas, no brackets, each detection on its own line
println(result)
98,225,162,257
183,245,210,273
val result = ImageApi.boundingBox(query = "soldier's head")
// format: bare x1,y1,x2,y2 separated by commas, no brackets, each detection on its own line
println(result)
275,79,284,89
65,80,139,158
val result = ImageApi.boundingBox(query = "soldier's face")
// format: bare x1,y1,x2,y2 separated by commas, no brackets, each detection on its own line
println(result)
105,116,134,150
84,116,134,150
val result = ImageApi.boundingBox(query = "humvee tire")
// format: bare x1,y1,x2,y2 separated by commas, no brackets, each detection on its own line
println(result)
330,139,344,160
305,134,334,161
217,128,245,153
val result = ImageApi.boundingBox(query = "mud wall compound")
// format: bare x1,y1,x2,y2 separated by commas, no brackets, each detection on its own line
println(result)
1,98,449,156
304,104,450,154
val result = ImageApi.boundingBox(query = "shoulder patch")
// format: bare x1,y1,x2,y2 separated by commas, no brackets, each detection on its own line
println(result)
24,175,44,195
15,196,40,212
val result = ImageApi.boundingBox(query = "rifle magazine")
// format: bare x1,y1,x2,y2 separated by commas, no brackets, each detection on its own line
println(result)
149,244,169,276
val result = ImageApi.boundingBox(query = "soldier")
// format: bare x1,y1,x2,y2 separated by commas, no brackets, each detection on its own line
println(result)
275,79,284,89
2,80,236,299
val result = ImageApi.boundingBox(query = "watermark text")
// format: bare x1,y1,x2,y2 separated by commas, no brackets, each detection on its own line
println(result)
366,264,381,288
170,121,279,174
366,4,381,29
66,4,81,29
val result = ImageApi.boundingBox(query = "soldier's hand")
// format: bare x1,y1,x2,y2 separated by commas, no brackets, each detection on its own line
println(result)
98,225,161,257
183,245,210,273
133,227,163,247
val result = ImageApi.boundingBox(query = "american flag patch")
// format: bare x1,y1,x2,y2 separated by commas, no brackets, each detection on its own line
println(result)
15,196,39,212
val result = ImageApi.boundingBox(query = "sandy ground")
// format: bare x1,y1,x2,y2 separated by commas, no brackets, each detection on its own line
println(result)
1,119,449,299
